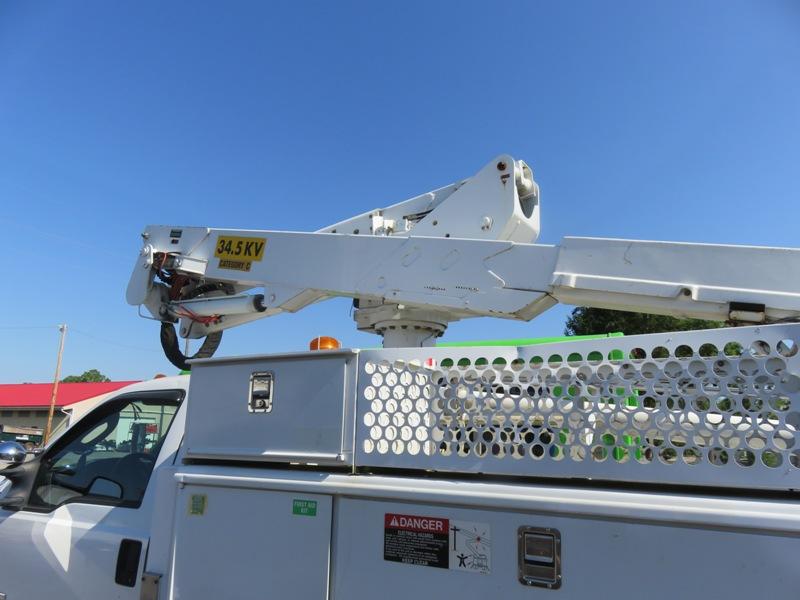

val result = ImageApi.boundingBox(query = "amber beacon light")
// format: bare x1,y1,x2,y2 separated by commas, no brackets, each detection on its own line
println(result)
309,336,341,351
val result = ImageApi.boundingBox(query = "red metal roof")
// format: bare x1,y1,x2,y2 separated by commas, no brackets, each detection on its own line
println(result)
0,382,139,408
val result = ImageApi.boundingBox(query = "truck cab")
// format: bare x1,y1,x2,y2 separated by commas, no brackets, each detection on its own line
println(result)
0,377,187,600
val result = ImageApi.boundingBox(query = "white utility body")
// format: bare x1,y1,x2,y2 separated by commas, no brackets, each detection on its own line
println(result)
1,155,799,599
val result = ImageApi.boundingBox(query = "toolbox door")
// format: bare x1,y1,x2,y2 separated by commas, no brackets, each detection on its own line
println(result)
170,485,331,599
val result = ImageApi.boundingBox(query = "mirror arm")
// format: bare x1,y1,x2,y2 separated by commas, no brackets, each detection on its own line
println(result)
0,496,24,508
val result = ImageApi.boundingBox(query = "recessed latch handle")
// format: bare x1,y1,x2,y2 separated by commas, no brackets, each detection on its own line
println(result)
518,527,561,589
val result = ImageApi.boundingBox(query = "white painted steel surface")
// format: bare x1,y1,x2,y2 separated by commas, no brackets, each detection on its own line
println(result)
127,154,800,346
169,484,331,600
0,502,148,600
173,466,800,534
551,236,800,321
357,324,800,490
334,496,799,600
129,226,800,339
173,466,800,599
320,154,541,244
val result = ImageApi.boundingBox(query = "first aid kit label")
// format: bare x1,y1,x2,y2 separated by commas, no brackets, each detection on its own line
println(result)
292,499,317,516
188,494,207,516
384,513,491,574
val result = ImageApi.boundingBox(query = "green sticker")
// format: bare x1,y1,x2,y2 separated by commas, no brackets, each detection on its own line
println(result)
189,494,207,516
292,499,317,516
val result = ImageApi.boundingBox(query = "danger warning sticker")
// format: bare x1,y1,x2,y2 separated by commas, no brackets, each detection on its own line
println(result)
384,513,491,575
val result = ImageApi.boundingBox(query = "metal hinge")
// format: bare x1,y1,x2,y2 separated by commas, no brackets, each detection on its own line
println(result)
140,572,161,600
728,301,766,323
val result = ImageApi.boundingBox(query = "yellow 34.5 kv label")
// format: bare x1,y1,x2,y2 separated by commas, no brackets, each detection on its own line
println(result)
214,236,266,271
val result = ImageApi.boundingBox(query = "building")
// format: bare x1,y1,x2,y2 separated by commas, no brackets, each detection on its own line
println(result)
0,381,138,445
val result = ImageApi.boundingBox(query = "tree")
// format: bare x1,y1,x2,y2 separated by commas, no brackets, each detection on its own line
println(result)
62,369,110,383
564,307,723,336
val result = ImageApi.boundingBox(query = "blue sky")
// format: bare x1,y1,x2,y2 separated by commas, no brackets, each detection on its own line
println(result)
0,1,798,382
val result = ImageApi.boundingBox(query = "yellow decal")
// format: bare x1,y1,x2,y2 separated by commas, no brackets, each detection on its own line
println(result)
188,494,207,516
215,236,266,271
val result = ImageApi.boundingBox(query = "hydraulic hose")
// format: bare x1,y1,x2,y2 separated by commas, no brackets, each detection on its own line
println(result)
160,323,222,371
159,282,232,371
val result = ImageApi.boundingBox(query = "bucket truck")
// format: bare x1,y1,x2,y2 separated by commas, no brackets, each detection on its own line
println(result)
0,156,798,600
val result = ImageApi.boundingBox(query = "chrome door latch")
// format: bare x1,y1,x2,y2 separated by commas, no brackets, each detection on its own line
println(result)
518,527,561,589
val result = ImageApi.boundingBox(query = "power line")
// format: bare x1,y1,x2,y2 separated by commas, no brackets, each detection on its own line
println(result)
0,323,156,353
0,325,60,330
71,329,154,352
70,328,156,353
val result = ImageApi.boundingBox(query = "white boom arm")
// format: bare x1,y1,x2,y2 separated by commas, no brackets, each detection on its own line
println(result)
126,155,800,368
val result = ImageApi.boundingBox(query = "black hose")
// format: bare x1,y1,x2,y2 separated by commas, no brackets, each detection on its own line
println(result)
160,322,222,371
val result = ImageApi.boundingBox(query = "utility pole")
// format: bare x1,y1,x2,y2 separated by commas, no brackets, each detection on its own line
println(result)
44,324,67,445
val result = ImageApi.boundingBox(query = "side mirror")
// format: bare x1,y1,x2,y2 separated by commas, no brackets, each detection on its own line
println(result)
0,442,26,471
0,443,42,510
87,477,123,500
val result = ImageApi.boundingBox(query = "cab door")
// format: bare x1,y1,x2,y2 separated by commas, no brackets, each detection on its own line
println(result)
0,390,183,600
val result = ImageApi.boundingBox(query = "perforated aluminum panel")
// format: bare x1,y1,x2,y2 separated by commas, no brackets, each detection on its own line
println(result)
356,324,800,490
